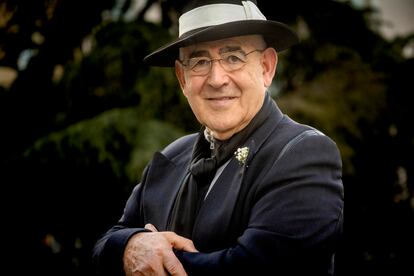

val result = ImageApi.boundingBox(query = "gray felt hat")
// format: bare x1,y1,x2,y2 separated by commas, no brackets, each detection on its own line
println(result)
143,0,299,67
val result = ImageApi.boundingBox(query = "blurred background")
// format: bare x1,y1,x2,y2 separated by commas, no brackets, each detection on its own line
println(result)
1,0,413,275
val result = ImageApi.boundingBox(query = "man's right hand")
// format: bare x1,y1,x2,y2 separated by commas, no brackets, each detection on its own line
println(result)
123,225,197,276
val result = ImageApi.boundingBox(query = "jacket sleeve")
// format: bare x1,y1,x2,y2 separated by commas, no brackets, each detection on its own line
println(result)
91,134,196,276
177,133,344,275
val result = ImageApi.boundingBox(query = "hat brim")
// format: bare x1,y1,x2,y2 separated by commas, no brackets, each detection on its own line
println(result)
143,20,299,67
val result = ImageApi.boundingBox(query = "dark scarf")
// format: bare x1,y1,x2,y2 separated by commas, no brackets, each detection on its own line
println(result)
167,92,274,238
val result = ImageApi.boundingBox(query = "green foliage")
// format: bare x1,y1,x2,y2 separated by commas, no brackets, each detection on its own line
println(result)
57,20,197,131
25,107,184,187
135,66,198,130
57,21,166,123
277,45,387,175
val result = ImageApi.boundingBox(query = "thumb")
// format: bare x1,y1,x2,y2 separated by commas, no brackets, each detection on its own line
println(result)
145,223,158,232
165,232,198,253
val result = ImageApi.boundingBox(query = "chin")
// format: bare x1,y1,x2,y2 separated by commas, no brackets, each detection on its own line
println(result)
205,121,238,137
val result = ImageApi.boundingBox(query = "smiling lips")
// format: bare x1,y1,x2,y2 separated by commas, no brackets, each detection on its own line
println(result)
207,97,237,105
206,96,237,109
207,96,237,101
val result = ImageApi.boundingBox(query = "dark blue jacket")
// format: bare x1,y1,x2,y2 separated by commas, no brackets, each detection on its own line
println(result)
93,102,344,275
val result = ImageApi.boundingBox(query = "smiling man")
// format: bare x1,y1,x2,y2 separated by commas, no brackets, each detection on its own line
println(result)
93,1,344,275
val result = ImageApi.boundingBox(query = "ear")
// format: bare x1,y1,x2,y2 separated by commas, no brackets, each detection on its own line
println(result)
175,60,187,95
261,48,278,88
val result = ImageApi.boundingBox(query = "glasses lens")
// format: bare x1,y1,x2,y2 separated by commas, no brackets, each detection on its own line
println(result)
221,51,247,71
188,57,211,74
182,50,261,76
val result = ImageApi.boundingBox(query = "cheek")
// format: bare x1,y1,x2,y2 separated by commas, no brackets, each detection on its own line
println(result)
186,95,205,124
182,85,203,115
243,65,263,86
182,76,202,96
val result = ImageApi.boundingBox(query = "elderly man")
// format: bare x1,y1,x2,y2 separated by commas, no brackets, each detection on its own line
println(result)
93,1,344,275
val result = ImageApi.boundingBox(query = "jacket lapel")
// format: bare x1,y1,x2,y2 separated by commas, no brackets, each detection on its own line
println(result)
192,155,247,248
192,102,284,249
142,151,189,230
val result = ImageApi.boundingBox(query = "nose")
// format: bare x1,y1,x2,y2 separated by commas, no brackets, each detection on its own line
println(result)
207,59,229,88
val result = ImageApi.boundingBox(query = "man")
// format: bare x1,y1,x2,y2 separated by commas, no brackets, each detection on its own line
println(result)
93,1,344,275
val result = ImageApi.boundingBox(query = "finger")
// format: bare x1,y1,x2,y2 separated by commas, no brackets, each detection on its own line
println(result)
145,223,158,232
163,249,188,276
164,232,198,252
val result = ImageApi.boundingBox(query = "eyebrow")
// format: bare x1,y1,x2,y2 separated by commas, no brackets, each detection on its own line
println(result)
188,46,244,58
219,46,243,54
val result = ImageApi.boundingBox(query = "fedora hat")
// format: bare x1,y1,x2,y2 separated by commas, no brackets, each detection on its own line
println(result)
143,0,299,67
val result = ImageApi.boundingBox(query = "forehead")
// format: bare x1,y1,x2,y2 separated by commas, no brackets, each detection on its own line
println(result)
180,35,261,54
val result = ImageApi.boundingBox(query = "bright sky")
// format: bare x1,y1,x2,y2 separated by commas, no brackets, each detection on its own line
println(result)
371,0,414,39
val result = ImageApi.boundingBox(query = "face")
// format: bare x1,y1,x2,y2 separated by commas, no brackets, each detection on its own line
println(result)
175,35,277,140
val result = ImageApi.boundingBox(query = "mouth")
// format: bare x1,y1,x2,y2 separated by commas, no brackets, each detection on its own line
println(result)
205,96,237,109
207,96,237,101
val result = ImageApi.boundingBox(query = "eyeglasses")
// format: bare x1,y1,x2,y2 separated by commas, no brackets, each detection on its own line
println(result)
179,49,264,76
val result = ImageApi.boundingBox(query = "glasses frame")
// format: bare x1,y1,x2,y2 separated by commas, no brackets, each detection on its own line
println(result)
179,49,265,76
